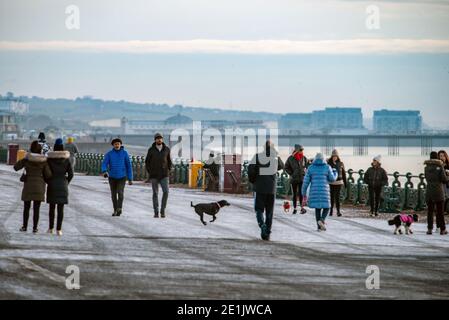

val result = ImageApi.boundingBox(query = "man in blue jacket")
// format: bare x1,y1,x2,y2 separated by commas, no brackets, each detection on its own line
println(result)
101,138,133,216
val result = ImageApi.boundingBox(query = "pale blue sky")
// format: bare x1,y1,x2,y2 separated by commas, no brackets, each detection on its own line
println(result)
0,0,448,126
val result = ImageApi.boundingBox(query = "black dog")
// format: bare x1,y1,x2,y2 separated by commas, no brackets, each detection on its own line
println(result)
191,200,230,225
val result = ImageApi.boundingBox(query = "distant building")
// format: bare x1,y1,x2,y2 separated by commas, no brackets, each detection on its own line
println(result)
121,114,270,135
373,110,422,135
279,107,364,134
0,97,29,114
0,111,20,139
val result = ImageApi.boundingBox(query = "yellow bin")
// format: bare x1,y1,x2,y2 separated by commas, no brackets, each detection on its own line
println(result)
17,149,27,162
188,161,203,188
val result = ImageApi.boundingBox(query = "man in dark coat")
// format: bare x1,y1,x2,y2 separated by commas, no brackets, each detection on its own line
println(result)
203,152,219,191
248,140,284,241
145,133,172,218
46,138,74,236
363,155,388,216
425,151,448,235
284,144,308,214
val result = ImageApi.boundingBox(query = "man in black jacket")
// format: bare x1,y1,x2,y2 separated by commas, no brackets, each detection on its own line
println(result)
248,140,284,241
145,133,172,218
363,155,388,216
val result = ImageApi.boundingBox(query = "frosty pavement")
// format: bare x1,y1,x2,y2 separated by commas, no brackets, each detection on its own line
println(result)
1,164,448,300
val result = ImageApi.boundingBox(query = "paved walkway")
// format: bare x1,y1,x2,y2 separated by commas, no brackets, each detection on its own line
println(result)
0,164,448,299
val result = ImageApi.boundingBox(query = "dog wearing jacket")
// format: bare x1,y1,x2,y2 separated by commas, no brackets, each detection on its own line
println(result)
388,213,419,235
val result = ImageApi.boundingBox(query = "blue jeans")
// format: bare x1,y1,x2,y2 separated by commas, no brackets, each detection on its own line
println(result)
315,208,329,227
151,177,169,213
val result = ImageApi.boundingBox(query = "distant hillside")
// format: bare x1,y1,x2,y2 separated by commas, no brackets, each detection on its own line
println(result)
16,95,281,122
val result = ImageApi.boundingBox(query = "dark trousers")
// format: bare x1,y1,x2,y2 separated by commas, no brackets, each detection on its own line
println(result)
254,193,275,233
330,184,342,214
315,208,329,228
427,200,446,231
291,181,303,208
108,177,126,211
151,177,169,213
23,201,41,230
368,186,382,214
49,204,65,231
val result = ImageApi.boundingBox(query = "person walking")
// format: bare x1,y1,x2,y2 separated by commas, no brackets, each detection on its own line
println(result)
46,139,74,236
101,138,133,217
438,150,449,215
284,144,308,214
64,136,79,169
363,155,388,217
425,151,448,235
327,149,347,217
145,133,172,218
302,153,337,231
14,141,52,233
37,132,51,156
248,140,284,241
203,151,219,191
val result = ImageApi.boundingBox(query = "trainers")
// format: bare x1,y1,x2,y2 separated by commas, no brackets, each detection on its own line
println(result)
56,230,63,236
47,229,54,234
318,220,326,231
116,208,122,217
19,226,27,232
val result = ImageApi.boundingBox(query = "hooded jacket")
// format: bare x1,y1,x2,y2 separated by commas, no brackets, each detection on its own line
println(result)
424,159,448,202
248,147,284,194
101,146,133,181
327,158,347,187
14,153,52,202
46,151,74,204
301,158,337,209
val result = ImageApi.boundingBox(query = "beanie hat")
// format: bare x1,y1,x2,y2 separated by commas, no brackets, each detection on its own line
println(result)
67,137,75,143
315,152,324,160
331,149,339,157
111,138,123,146
373,155,382,163
38,132,45,141
55,138,63,146
154,132,163,140
294,144,304,152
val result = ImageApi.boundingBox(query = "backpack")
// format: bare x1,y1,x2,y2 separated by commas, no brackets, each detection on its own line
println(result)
248,156,259,184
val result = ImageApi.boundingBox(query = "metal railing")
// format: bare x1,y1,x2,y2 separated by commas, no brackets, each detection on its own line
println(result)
74,153,433,213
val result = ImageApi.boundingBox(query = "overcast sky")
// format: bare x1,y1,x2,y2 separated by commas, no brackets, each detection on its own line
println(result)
0,0,448,125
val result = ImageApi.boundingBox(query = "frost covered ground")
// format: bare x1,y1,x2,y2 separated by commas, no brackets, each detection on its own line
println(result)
0,164,448,299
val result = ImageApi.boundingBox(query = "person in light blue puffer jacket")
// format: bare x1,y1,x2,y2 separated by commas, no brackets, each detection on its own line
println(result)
302,153,337,231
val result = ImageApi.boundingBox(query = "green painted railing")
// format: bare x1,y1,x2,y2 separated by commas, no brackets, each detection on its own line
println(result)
0,147,7,163
74,153,432,213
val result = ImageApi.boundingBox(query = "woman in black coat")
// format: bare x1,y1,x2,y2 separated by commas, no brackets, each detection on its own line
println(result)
46,139,74,236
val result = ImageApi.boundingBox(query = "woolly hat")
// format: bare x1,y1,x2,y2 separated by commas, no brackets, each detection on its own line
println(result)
315,152,324,160
55,138,63,146
67,137,75,143
154,132,163,140
111,138,123,146
373,155,382,163
331,149,339,157
294,144,304,152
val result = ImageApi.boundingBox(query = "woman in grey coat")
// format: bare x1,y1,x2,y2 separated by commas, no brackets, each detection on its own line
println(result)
46,139,74,236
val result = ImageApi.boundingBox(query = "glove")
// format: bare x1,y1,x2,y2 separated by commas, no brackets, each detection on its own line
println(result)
103,172,109,178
